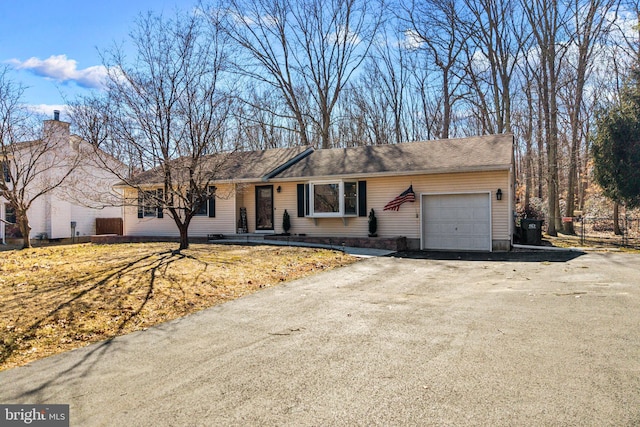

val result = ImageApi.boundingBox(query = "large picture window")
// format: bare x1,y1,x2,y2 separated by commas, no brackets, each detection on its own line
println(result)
313,183,340,214
309,181,358,217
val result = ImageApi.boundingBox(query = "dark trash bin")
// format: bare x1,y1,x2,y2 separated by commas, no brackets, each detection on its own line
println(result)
520,219,544,246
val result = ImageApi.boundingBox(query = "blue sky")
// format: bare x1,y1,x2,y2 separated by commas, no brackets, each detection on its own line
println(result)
0,0,198,119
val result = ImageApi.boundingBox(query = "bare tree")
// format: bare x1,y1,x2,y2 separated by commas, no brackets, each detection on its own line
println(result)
401,0,468,139
71,11,231,251
522,0,571,236
214,0,382,149
0,68,81,248
561,0,619,234
460,0,526,135
367,23,413,145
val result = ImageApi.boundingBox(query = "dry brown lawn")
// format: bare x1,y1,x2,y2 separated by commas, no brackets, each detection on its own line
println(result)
0,242,357,371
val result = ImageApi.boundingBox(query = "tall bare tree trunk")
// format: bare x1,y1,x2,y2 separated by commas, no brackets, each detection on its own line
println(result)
563,0,616,235
17,210,31,249
523,79,534,213
537,97,544,200
613,202,623,236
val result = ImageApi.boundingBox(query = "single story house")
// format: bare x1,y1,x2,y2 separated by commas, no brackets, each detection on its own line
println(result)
119,134,514,251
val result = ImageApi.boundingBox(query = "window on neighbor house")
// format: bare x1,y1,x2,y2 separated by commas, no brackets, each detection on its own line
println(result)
2,161,10,182
5,203,16,223
3,203,21,238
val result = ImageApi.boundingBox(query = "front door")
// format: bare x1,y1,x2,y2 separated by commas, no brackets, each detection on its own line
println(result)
255,185,274,231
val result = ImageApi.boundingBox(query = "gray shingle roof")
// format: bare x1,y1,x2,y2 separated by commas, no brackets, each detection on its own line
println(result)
273,134,513,180
124,145,313,186
123,134,513,186
211,145,313,180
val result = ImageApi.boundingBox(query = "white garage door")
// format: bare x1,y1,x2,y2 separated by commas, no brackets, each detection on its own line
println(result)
421,193,491,251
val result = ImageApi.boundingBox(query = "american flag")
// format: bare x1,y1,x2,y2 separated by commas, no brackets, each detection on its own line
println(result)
383,185,416,211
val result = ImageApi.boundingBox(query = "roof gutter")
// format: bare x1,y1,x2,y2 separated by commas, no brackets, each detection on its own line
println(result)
269,163,513,182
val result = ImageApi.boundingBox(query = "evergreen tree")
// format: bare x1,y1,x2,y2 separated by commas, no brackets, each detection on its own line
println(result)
592,71,640,210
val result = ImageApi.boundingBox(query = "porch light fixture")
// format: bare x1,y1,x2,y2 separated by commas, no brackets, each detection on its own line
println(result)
496,188,503,201
277,186,282,193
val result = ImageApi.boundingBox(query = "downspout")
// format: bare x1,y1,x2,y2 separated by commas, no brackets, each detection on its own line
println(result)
1,203,5,245
510,134,516,249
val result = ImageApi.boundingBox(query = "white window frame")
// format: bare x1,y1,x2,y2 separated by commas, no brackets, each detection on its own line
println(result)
308,180,358,218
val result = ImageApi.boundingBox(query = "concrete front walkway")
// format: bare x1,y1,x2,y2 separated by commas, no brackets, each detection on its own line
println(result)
210,236,396,257
1,251,640,426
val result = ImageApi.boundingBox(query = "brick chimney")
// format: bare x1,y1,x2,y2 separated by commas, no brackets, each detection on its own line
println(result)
43,110,70,145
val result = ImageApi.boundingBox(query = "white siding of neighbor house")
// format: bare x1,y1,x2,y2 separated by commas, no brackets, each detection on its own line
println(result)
69,203,122,237
27,198,48,237
122,183,237,237
236,170,510,241
50,196,72,239
4,193,122,240
1,195,98,241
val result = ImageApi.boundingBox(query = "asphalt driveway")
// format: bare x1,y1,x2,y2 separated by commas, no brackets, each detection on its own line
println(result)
1,250,639,426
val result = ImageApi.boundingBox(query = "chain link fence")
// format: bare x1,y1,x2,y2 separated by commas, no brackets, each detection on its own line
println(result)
564,217,640,249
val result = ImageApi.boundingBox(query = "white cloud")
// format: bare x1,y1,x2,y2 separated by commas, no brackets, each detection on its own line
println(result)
26,104,69,118
7,54,107,89
402,30,424,50
328,25,362,46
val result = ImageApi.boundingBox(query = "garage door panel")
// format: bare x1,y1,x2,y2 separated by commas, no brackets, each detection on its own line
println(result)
422,193,491,251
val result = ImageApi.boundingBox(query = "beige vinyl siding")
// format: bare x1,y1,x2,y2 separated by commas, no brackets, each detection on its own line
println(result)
238,182,343,235
270,170,510,241
236,184,255,232
121,170,510,242
190,184,237,236
123,184,236,237
236,183,297,234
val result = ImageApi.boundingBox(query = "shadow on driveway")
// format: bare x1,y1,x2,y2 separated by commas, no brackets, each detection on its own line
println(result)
389,249,586,262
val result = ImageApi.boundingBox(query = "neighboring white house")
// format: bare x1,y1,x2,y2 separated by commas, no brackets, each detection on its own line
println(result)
1,113,124,244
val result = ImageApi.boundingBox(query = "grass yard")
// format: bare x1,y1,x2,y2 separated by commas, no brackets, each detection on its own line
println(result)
0,242,357,371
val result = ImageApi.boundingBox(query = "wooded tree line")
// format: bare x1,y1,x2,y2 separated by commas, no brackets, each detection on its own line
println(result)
66,0,640,241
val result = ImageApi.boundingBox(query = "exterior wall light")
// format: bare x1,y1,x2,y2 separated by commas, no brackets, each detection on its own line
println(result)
496,188,503,201
277,186,282,193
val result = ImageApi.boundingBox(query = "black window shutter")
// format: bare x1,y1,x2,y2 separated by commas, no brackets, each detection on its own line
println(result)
297,184,305,217
137,191,143,218
208,186,216,218
305,184,310,216
156,188,164,219
358,181,367,217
